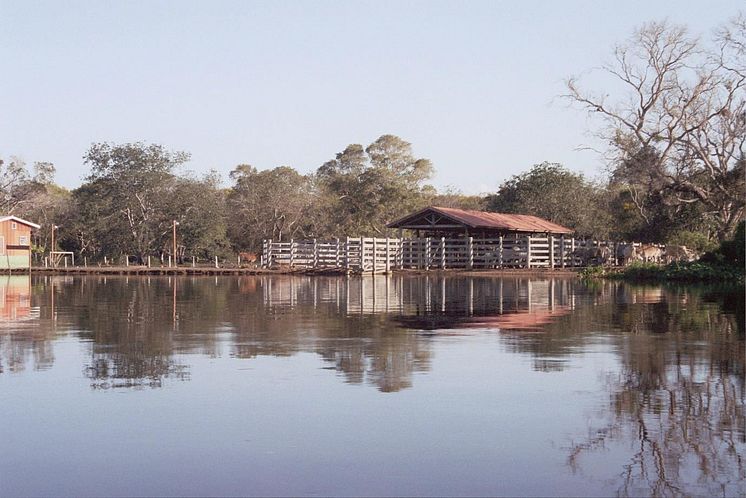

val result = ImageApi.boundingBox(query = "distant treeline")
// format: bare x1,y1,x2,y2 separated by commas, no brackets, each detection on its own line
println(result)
3,15,743,262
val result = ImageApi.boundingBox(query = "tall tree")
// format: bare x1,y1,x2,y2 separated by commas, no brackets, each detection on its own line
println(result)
316,135,434,236
486,163,612,238
566,17,745,239
227,165,314,251
81,142,189,261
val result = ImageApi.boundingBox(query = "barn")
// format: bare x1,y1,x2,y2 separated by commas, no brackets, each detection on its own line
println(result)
0,216,40,270
386,206,575,269
386,206,572,238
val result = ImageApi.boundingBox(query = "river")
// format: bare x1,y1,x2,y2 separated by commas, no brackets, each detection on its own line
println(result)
0,274,743,496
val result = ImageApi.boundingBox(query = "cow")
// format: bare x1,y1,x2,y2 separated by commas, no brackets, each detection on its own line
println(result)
616,243,637,266
663,245,695,263
238,252,259,267
573,246,613,266
637,244,663,263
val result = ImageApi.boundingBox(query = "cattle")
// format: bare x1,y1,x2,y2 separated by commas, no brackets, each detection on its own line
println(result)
616,243,637,266
663,245,695,263
572,246,613,266
637,244,663,263
238,252,259,267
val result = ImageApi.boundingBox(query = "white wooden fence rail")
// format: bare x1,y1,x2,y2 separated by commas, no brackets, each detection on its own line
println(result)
262,236,634,272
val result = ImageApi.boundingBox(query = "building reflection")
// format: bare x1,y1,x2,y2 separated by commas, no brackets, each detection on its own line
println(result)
0,274,742,493
0,275,47,373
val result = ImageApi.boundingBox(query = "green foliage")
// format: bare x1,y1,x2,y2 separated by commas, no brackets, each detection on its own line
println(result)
313,135,434,236
486,162,611,238
614,261,743,284
666,230,718,254
579,265,607,279
227,165,314,251
64,142,230,262
701,221,745,268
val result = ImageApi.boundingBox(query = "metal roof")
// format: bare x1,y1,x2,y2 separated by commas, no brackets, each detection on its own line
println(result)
0,216,41,229
387,206,573,234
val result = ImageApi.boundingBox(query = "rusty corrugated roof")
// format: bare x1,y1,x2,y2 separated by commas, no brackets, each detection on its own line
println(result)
387,206,573,234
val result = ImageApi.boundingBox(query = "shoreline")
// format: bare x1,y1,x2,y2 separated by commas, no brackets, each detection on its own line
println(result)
23,266,583,277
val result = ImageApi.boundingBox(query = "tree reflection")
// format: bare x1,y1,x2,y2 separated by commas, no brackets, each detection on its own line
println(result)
565,285,744,497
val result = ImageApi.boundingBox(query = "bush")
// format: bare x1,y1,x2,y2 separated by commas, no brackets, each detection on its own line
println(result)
614,260,743,283
665,230,718,254
701,221,745,268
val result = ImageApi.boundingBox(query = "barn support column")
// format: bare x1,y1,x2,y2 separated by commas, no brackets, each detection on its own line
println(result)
440,237,446,270
424,237,431,271
467,236,474,270
571,238,576,267
549,235,555,268
527,234,532,269
498,235,503,268
560,235,565,269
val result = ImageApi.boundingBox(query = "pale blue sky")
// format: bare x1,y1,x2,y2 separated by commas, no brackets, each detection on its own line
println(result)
1,0,742,193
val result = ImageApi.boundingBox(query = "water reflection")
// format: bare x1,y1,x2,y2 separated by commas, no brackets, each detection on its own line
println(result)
0,274,743,495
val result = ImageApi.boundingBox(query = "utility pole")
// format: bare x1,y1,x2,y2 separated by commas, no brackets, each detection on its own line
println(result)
172,220,179,267
50,224,58,267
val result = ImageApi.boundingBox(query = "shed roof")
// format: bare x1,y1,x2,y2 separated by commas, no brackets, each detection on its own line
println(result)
0,216,41,229
387,206,573,234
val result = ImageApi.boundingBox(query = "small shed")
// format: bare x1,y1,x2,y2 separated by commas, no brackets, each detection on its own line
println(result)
386,206,572,237
0,216,40,269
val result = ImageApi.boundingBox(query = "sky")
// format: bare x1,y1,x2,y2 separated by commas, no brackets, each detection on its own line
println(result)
1,0,742,194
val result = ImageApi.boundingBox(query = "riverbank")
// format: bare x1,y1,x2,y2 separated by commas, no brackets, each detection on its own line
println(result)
581,261,744,284
27,266,582,277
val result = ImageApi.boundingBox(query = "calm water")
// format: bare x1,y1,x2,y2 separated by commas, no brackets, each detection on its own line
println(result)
0,274,743,497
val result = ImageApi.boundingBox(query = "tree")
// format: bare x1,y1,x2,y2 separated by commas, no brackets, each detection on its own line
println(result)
315,135,434,236
566,17,746,240
165,171,231,261
80,142,190,261
486,162,612,238
426,187,487,211
227,165,314,251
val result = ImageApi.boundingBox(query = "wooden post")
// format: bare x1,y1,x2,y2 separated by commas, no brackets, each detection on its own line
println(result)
385,237,390,273
345,237,350,272
360,236,365,272
125,255,129,267
192,256,195,268
526,234,532,269
84,256,87,267
560,235,565,268
147,255,151,268
571,238,576,267
64,257,68,268
104,255,107,266
215,256,219,268
549,235,555,269
467,236,473,270
335,238,341,268
289,239,295,268
168,255,171,268
425,237,431,271
440,237,446,270
372,237,377,274
313,238,318,269
498,235,504,267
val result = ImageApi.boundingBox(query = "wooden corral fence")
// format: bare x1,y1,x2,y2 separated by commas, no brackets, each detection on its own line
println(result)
261,236,661,273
